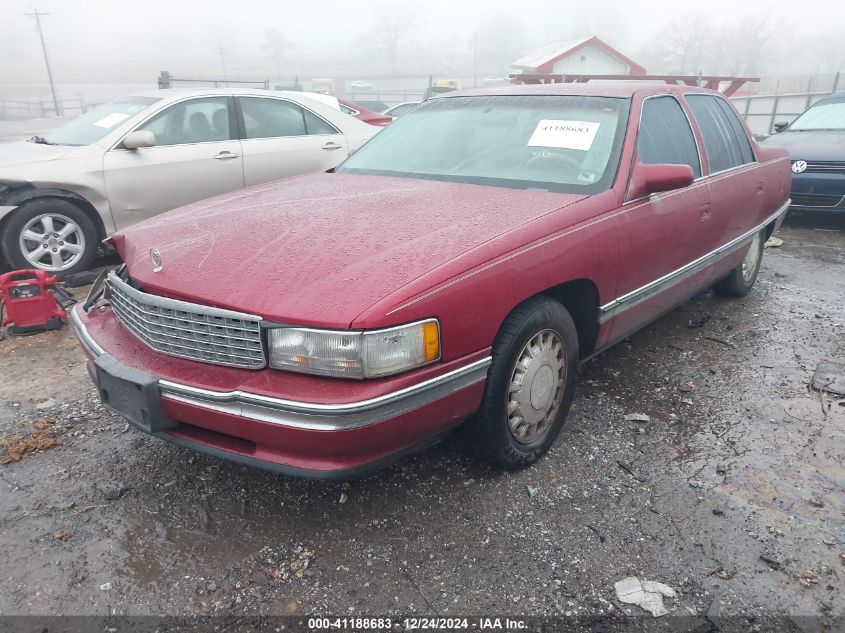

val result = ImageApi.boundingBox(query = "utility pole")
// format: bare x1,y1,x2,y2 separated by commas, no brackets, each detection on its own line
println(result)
25,8,61,116
217,43,227,79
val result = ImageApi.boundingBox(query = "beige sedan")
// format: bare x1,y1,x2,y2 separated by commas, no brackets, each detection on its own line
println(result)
0,89,377,274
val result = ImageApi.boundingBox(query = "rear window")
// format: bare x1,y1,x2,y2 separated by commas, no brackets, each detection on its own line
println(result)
686,95,754,173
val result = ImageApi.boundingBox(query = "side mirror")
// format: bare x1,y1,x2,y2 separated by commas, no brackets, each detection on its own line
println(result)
773,121,789,133
123,130,155,149
629,163,695,200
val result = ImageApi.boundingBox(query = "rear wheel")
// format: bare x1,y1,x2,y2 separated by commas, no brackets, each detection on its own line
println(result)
0,198,97,276
463,296,579,470
712,229,764,297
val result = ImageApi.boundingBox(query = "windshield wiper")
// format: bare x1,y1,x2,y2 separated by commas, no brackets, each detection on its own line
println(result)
790,128,845,132
27,135,55,145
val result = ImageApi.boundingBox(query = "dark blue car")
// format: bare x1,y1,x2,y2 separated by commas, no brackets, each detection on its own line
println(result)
763,92,845,212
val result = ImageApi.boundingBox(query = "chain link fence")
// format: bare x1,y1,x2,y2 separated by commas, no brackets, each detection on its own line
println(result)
156,72,511,111
158,71,271,90
3,69,840,131
754,71,843,95
0,97,101,120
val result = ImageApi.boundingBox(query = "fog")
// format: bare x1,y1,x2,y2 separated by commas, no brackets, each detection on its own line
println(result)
2,0,845,98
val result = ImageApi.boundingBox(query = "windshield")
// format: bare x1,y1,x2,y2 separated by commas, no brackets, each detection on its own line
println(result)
41,96,160,146
789,97,845,131
339,95,630,193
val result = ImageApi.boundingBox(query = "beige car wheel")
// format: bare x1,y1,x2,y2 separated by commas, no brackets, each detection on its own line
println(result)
1,198,98,276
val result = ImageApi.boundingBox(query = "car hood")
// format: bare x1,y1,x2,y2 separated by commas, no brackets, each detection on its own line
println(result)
114,173,586,327
762,131,845,162
0,141,76,168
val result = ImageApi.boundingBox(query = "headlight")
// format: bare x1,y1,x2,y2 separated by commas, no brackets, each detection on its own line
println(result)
267,319,440,379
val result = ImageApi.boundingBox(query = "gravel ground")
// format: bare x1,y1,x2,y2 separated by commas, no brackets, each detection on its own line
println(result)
0,213,842,632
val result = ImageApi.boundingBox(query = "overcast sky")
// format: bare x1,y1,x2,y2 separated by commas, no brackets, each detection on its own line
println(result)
2,0,844,97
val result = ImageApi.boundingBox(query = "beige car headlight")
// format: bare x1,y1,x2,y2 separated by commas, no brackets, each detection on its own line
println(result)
267,319,440,379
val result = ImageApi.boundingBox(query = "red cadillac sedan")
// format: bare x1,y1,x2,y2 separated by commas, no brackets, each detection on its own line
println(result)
72,83,791,478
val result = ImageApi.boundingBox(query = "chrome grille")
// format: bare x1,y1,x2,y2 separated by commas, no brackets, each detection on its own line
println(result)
106,272,265,369
805,161,845,174
790,192,845,208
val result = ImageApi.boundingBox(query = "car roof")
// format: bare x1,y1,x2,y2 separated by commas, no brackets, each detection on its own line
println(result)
815,91,845,102
127,87,318,100
435,82,724,100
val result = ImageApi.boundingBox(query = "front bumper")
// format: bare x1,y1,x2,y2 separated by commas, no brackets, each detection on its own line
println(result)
72,306,490,478
789,173,845,212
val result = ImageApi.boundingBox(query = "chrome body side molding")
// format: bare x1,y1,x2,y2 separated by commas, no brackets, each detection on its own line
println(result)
599,200,789,323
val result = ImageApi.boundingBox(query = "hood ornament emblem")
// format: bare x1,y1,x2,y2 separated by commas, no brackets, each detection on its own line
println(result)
791,160,807,174
150,248,163,273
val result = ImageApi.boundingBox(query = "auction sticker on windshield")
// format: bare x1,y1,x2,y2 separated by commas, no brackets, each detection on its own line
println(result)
528,119,600,151
93,112,131,128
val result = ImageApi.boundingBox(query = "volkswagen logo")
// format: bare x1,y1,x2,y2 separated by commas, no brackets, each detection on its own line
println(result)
150,248,163,273
791,160,808,174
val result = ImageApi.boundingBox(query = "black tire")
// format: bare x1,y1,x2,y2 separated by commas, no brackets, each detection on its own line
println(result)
463,296,579,470
0,198,98,276
712,229,765,298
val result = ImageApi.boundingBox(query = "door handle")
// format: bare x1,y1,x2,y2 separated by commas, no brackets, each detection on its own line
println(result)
699,204,712,221
213,151,240,160
322,142,342,151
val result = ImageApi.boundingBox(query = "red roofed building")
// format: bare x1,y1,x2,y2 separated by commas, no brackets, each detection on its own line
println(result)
511,36,646,77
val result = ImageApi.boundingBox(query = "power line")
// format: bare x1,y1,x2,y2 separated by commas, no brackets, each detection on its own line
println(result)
24,8,61,116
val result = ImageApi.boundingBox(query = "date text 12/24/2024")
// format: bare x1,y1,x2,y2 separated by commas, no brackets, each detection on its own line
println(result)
308,617,529,630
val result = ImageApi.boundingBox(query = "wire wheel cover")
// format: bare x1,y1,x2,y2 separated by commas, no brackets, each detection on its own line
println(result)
507,329,566,444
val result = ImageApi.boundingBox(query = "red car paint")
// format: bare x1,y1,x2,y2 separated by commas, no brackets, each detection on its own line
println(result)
73,83,790,478
337,98,393,127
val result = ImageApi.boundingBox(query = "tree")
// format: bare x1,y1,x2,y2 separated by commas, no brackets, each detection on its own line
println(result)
637,10,716,75
808,29,845,73
369,3,423,73
639,10,786,76
472,11,527,75
263,30,293,78
719,14,785,76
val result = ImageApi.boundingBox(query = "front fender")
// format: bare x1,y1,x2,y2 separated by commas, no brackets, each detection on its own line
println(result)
0,184,113,238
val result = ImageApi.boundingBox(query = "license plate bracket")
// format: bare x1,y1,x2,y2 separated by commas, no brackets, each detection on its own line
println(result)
94,354,177,434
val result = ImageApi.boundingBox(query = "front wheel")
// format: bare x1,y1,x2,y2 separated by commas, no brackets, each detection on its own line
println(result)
463,296,579,470
712,229,765,298
0,198,98,275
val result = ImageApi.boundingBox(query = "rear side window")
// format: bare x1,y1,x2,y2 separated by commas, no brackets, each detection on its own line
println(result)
637,96,701,177
686,95,754,173
715,99,754,164
240,97,307,138
302,109,339,135
239,97,340,138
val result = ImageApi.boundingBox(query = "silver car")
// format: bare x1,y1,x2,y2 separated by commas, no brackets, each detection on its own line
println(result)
0,89,377,274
